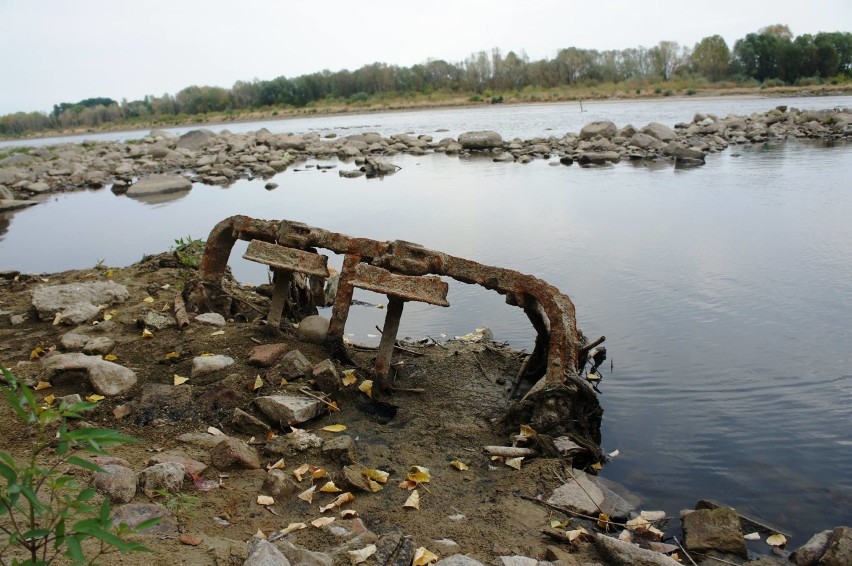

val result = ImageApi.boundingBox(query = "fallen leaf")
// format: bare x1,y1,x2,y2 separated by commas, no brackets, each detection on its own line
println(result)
364,468,389,484
30,347,45,361
256,495,274,506
358,380,373,398
505,457,523,470
340,510,358,519
368,479,384,492
85,394,105,402
319,492,354,513
102,313,113,321
207,426,225,436
254,529,266,540
251,375,263,391
347,544,377,565
321,424,347,432
293,463,311,481
591,462,603,471
311,517,335,528
550,519,570,529
298,485,316,503
161,304,170,312
341,370,357,386
280,378,289,386
143,296,155,303
743,532,761,541
43,394,55,405
608,449,620,458
52,313,63,325
194,478,219,492
103,353,118,362
412,547,438,566
141,328,154,338
173,374,189,385
179,534,202,546
267,458,286,470
450,460,468,471
211,330,225,336
327,401,340,412
280,522,307,535
106,269,114,278
766,534,787,547
519,424,537,437
164,351,180,360
200,353,215,357
34,381,52,391
618,529,632,542
625,517,651,532
311,467,328,480
403,489,420,510
398,480,418,490
490,455,504,462
319,481,342,493
266,431,276,441
597,513,611,529
565,527,591,543
406,466,431,484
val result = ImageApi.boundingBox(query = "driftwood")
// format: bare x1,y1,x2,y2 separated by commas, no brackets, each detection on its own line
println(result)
173,292,189,329
483,446,538,458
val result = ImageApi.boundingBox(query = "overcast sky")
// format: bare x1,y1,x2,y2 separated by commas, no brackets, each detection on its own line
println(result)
1,0,849,115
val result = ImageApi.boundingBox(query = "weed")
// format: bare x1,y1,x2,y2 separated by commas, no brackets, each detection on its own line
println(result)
170,235,205,269
153,490,198,533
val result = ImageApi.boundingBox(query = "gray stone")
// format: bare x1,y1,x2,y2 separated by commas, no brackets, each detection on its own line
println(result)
458,131,503,150
195,312,227,327
262,469,296,499
255,395,325,427
92,464,137,503
142,310,176,330
56,393,83,406
0,199,37,212
264,182,278,190
126,174,192,197
32,280,129,324
312,359,340,394
191,355,234,377
640,122,678,142
321,434,356,465
791,529,832,566
245,537,291,566
229,408,272,436
298,315,329,343
210,437,261,470
0,185,14,200
580,121,617,140
681,507,747,558
433,539,460,556
111,503,177,536
493,152,515,162
281,350,312,379
60,332,91,351
663,143,706,162
146,452,207,477
82,337,115,356
546,468,634,517
42,352,137,396
628,133,665,150
594,534,681,566
374,529,415,565
176,129,217,152
137,462,185,498
272,539,332,566
578,151,620,165
495,558,538,566
436,556,486,566
820,526,852,566
0,153,34,167
177,432,229,449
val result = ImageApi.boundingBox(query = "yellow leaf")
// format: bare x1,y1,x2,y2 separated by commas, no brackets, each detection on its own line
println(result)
412,547,439,566
293,463,311,481
766,534,787,547
591,462,603,471
450,460,468,471
200,353,215,357
30,347,45,361
490,455,504,462
368,479,384,492
519,424,537,437
625,517,650,532
266,458,286,470
85,394,105,402
211,330,225,336
34,381,52,391
298,486,316,503
505,457,523,470
319,481,342,493
358,380,373,398
43,394,55,405
597,513,610,529
364,468,389,484
143,296,155,303
398,480,418,490
251,375,263,391
106,269,113,278
104,354,118,361
161,304,170,312
403,489,420,510
319,492,354,513
341,369,357,386
280,522,307,535
311,468,328,480
405,466,431,484
141,328,154,338
311,517,335,528
550,519,570,528
321,424,347,433
256,495,274,506
565,527,590,542
254,529,266,540
164,351,180,360
347,544,377,565
280,378,289,386
327,401,340,412
102,313,113,321
173,374,189,385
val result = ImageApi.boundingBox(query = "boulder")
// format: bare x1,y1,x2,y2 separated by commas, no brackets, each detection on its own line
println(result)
280,350,312,379
245,537,291,566
137,462,185,498
92,464,137,503
195,312,227,327
312,359,340,394
24,181,51,194
640,122,678,142
628,133,665,150
580,121,617,140
210,437,261,470
0,185,14,200
272,539,332,566
0,199,37,212
435,557,486,566
229,408,272,436
146,452,207,477
32,280,129,324
41,352,137,396
458,131,503,150
255,395,324,427
176,129,217,152
298,315,329,343
577,151,620,165
0,153,34,167
791,529,832,566
60,332,91,351
191,355,234,378
594,533,681,566
321,434,356,465
126,174,192,197
820,527,852,566
681,507,747,558
262,469,296,499
81,337,115,356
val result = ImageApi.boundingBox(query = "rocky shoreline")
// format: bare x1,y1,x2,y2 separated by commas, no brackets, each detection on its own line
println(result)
1,104,851,212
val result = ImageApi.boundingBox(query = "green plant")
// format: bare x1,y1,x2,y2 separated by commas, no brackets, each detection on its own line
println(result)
153,490,198,533
0,368,156,565
170,235,205,269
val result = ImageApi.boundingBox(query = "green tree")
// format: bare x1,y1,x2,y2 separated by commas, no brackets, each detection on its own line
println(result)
691,35,731,81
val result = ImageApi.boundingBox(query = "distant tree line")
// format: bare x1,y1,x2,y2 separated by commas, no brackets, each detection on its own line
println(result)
2,25,849,137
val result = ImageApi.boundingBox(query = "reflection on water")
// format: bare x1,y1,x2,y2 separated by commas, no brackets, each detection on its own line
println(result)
1,105,851,538
128,189,192,206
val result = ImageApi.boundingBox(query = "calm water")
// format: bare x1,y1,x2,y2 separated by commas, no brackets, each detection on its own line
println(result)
2,97,851,540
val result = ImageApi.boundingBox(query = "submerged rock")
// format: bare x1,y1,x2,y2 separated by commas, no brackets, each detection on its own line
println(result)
126,174,192,197
458,130,503,149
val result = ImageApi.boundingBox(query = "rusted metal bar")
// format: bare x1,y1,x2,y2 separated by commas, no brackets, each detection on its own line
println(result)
374,296,405,385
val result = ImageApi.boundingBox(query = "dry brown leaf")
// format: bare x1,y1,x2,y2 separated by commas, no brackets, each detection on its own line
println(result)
266,458,286,470
34,381,52,391
597,513,610,529
340,510,358,518
406,466,431,484
327,401,340,412
505,457,523,470
102,313,113,321
743,532,761,541
368,479,384,492
412,547,438,566
254,529,266,540
164,351,180,360
321,424,347,432
141,328,154,338
403,489,420,510
450,460,468,471
341,369,357,386
358,380,373,398
173,374,189,386
207,426,225,436
766,534,787,547
364,468,389,484
211,330,225,336
43,394,55,405
519,424,537,437
251,375,263,391
398,480,418,490
256,495,274,506
347,544,377,565
298,485,316,503
625,517,651,532
143,296,155,303
293,463,311,481
52,313,63,325
311,517,335,528
311,467,328,480
279,522,307,535
319,481,342,493
30,347,45,361
113,404,131,419
591,462,603,471
319,492,354,513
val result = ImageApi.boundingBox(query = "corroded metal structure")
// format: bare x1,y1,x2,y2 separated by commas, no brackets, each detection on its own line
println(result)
185,215,589,388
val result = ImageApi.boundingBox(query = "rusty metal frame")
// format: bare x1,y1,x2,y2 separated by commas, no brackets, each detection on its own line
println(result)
187,215,586,387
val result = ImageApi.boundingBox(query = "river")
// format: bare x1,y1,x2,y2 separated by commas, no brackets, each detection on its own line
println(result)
2,96,851,540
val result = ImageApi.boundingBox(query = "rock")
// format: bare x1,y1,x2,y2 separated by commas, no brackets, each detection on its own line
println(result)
298,315,330,343
245,537,291,566
255,395,325,427
126,174,192,197
229,408,272,436
137,462,185,498
42,353,137,396
248,343,288,367
142,310,176,330
374,529,415,566
147,452,207,477
191,355,234,378
92,464,137,503
628,133,665,150
312,359,340,394
111,503,177,536
176,129,217,152
210,437,261,470
663,143,705,163
458,131,503,150
89,455,132,468
791,529,832,566
594,533,681,566
321,434,356,465
546,468,634,517
640,122,677,142
81,336,115,356
60,332,91,351
0,153,34,167
0,199,37,212
495,557,538,566
435,557,486,566
56,393,84,406
134,383,193,422
195,312,227,327
682,507,747,558
577,151,620,165
820,527,852,566
264,182,278,190
559,156,573,166
111,180,128,195
273,539,332,566
0,185,15,199
433,539,460,556
177,432,229,450
339,169,365,179
580,121,617,140
493,152,515,163
281,350,312,379
262,469,296,499
32,280,129,324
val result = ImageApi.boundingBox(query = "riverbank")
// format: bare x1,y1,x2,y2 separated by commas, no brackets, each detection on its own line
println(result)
2,83,851,144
